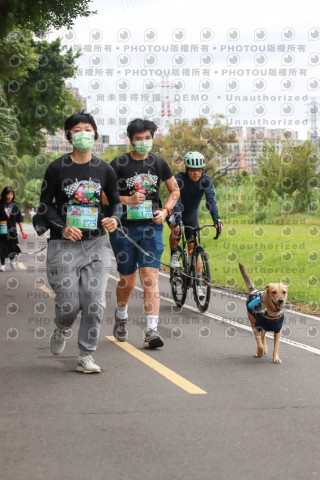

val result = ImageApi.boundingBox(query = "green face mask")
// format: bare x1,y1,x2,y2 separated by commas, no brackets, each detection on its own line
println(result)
72,131,95,152
133,140,153,155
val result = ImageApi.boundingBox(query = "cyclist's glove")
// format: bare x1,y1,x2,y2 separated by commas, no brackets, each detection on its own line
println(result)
214,219,223,239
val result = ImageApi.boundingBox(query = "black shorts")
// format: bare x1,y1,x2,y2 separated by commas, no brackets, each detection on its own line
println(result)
167,216,199,243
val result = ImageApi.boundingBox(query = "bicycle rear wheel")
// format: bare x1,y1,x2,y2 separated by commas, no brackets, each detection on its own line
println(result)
170,245,187,307
192,246,211,312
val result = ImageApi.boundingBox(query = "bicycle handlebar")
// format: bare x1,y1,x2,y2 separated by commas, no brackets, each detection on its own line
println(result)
196,222,222,239
176,221,222,240
214,220,223,240
177,221,184,241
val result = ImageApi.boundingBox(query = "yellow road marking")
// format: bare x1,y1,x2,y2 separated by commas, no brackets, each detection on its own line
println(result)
34,282,207,393
36,283,55,299
18,262,26,270
106,336,207,395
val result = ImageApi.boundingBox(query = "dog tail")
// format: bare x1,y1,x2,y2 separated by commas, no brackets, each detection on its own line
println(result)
238,262,255,292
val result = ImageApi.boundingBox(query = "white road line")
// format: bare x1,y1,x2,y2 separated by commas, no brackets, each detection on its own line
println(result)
109,273,320,357
159,271,320,321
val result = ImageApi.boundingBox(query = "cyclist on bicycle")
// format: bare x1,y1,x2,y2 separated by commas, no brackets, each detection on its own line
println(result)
168,151,222,299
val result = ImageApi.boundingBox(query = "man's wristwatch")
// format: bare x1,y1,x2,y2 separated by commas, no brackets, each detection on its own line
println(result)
163,206,172,217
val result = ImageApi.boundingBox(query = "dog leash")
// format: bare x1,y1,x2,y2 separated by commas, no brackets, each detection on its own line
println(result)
28,220,247,293
115,221,231,289
19,246,47,255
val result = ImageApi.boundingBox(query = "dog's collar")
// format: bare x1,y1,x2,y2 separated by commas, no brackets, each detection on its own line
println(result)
256,303,285,320
261,311,284,320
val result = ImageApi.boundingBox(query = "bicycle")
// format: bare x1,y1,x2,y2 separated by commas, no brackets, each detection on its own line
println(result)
170,221,222,313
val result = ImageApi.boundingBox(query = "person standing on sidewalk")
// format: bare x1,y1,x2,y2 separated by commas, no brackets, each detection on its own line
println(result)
0,186,26,271
109,118,179,348
38,111,122,373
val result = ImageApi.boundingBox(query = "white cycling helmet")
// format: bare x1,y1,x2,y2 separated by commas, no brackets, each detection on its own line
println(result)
184,151,206,168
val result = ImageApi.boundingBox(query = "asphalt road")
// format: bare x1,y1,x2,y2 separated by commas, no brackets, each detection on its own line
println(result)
1,224,320,480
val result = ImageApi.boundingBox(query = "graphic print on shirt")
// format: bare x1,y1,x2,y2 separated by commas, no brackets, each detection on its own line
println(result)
64,179,101,229
64,179,101,204
126,172,158,220
4,205,12,217
126,172,158,195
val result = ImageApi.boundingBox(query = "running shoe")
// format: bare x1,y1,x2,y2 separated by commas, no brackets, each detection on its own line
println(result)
143,328,164,348
50,328,68,355
77,354,101,373
10,259,17,269
196,285,206,300
113,311,128,342
170,253,180,269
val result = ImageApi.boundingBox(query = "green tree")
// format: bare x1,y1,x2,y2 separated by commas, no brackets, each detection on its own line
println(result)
256,139,320,212
233,169,253,186
0,0,96,39
0,151,57,210
284,140,319,208
0,83,19,165
4,36,81,154
100,146,129,164
152,116,236,177
0,29,38,82
255,142,281,201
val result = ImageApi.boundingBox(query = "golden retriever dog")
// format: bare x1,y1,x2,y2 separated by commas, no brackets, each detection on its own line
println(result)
239,262,288,364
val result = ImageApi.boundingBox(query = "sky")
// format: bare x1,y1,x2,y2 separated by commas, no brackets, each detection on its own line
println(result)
46,0,320,143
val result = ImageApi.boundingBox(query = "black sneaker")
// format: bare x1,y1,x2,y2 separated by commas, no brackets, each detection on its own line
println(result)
143,328,164,348
113,311,128,342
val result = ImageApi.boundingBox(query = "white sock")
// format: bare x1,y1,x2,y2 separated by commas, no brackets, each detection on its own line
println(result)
116,305,128,320
146,315,159,330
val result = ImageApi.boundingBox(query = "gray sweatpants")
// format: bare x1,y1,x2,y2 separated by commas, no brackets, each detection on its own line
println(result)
46,235,111,354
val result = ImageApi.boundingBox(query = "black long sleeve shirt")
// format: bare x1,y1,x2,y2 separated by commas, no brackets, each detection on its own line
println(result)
39,154,122,240
173,172,220,225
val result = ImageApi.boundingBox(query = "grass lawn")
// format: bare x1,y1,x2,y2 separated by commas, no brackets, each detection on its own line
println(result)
162,214,320,315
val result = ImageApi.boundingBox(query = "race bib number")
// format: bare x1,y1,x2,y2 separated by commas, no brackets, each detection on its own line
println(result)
127,200,153,220
0,221,8,234
66,205,98,229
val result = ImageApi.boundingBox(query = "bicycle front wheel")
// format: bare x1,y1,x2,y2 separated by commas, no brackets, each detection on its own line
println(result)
170,245,187,307
192,246,211,313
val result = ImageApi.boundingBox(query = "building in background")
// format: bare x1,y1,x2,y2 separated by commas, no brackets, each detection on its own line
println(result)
43,87,110,154
69,88,87,111
220,127,299,175
43,130,109,155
